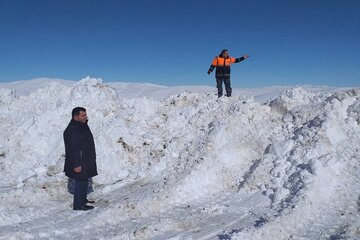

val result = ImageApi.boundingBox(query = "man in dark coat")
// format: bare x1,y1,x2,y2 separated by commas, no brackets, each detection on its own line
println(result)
63,107,98,211
208,49,249,97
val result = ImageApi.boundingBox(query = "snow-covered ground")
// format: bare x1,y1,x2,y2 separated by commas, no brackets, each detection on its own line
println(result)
0,77,359,239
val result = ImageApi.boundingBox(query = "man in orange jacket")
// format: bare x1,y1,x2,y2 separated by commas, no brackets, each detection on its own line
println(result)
208,49,249,97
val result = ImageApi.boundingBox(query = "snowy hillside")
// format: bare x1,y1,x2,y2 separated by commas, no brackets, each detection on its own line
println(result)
0,77,359,239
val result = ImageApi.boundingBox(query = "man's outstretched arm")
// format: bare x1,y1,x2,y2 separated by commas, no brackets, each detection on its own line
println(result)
235,54,250,63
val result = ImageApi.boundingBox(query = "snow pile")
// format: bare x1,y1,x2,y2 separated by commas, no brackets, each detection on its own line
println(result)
0,78,359,239
234,88,360,239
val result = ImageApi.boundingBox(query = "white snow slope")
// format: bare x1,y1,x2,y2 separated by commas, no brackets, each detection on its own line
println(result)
0,77,359,240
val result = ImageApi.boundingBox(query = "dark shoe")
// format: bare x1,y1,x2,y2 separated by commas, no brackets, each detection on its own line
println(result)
74,205,94,211
86,199,95,204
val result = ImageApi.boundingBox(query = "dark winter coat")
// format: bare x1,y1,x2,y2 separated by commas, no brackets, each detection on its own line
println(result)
63,119,97,180
208,55,245,78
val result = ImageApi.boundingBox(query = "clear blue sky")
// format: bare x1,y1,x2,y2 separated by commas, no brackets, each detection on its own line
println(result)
0,0,359,87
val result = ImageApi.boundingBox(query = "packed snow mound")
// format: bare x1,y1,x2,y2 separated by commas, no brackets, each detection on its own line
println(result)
0,78,359,239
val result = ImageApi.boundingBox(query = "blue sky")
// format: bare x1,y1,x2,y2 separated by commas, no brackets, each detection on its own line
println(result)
0,0,359,87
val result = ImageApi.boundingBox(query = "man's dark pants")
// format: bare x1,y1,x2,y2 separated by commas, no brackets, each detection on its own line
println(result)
216,77,232,97
73,179,88,209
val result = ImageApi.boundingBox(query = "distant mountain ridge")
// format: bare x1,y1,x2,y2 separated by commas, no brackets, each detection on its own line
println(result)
0,77,353,102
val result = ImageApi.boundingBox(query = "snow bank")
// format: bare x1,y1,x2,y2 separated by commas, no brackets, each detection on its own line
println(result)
0,78,359,239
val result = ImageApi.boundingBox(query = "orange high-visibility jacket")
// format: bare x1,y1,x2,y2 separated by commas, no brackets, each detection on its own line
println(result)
208,56,245,78
211,56,237,66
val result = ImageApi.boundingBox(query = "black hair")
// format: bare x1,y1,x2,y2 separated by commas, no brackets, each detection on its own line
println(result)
72,107,86,118
219,49,229,57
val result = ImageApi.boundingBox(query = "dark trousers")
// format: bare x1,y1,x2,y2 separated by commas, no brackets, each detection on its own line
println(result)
73,179,88,209
67,178,94,195
216,77,232,97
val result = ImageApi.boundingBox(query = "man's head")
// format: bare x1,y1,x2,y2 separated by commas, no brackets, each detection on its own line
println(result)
220,49,229,58
72,107,88,123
